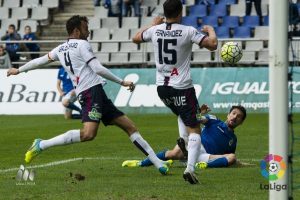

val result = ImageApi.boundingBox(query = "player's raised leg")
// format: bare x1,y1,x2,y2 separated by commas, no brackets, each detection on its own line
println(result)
111,115,170,175
25,122,99,163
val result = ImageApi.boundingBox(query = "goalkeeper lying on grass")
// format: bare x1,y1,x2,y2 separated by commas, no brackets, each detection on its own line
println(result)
123,104,247,169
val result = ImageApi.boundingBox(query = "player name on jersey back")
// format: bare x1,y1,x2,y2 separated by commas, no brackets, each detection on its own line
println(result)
58,42,78,52
155,30,183,37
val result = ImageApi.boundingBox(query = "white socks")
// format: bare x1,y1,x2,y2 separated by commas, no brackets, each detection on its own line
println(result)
129,132,163,168
178,116,188,146
187,133,201,172
39,130,81,150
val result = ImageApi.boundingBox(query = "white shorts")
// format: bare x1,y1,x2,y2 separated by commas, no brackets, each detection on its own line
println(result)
197,144,210,163
180,134,211,163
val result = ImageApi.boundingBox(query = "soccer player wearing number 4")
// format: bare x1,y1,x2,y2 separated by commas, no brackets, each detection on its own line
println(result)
7,15,170,175
132,0,217,184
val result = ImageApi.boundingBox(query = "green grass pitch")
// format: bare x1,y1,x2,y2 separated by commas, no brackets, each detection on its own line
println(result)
0,114,299,200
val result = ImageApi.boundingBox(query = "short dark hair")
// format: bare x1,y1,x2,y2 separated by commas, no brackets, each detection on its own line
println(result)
66,15,88,35
9,24,16,30
163,0,183,18
230,105,247,121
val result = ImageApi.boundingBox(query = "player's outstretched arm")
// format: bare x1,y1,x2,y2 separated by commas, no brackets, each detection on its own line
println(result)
198,104,211,124
200,25,218,51
121,81,135,92
7,54,52,77
132,16,164,44
88,58,135,92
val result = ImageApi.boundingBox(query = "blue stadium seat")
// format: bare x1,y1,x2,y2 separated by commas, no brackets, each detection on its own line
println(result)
222,16,239,28
219,0,237,5
233,26,251,38
182,16,199,28
201,16,219,27
263,15,269,26
196,0,215,5
189,5,207,17
215,26,230,38
209,4,227,17
242,16,260,28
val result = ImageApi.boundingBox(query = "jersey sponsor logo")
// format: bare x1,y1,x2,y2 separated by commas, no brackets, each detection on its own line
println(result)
158,68,179,77
88,108,102,120
170,68,179,76
155,30,183,37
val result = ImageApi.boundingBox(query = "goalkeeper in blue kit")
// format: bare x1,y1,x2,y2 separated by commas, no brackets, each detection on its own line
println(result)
123,105,247,169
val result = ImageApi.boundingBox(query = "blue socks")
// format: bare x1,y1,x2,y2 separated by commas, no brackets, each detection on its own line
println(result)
66,103,82,113
139,151,229,168
71,114,82,119
207,157,228,168
140,150,167,167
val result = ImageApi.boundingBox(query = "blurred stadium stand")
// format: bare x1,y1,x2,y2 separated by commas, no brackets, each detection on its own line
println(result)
0,0,298,67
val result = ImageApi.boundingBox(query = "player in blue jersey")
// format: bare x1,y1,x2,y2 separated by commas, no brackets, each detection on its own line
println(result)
56,66,82,119
122,105,246,168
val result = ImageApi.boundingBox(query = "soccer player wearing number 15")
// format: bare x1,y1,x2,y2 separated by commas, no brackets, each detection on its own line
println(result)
7,15,170,175
132,0,218,184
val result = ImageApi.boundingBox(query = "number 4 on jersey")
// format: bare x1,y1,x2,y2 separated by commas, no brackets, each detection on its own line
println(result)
64,52,74,74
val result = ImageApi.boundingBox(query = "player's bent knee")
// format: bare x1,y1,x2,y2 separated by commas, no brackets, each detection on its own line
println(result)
62,100,70,107
126,124,137,135
80,127,98,141
81,131,97,141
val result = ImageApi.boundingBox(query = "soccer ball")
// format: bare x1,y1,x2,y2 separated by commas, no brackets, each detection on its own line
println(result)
220,42,243,64
269,162,278,173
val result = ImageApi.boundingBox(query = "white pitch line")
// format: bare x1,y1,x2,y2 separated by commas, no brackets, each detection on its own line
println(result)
0,157,124,173
0,157,298,173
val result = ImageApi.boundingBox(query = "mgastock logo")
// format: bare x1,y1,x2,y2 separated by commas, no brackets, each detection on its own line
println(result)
16,165,35,185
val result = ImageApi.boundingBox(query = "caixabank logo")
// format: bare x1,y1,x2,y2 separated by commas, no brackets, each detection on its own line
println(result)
260,154,287,191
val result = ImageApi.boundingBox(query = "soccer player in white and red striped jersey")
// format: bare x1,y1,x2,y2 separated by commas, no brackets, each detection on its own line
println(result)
132,0,218,184
7,15,169,175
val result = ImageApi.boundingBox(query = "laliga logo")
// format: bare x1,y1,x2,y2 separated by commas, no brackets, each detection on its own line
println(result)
259,154,287,191
260,154,286,181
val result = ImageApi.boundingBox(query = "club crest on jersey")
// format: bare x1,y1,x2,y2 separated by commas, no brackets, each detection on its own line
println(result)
229,139,233,146
88,108,102,120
